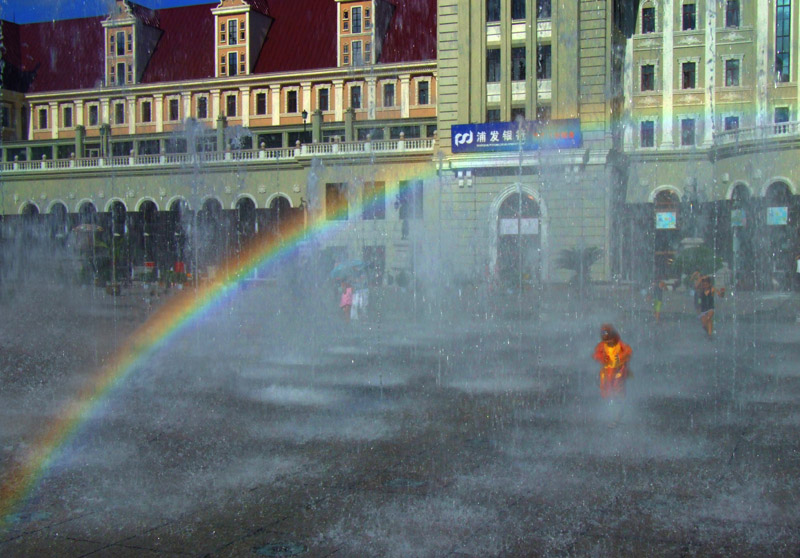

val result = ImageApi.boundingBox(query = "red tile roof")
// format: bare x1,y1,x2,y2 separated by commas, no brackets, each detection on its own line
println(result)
2,0,436,94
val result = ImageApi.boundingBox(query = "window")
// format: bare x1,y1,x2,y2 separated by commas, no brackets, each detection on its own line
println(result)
117,62,126,85
776,0,791,82
88,105,99,127
365,42,371,62
487,0,500,22
319,88,330,111
775,106,790,123
682,3,696,30
256,93,267,115
724,115,739,130
352,41,363,65
352,7,362,33
62,106,73,128
511,107,525,121
287,90,298,113
486,109,501,122
418,81,429,105
227,95,237,117
680,118,695,146
127,33,132,52
240,53,246,74
725,0,739,27
537,0,551,18
169,98,179,121
536,104,551,122
511,0,525,20
38,107,48,129
682,61,696,89
487,49,501,82
220,23,226,43
383,83,395,107
641,64,655,91
641,6,655,33
142,100,152,122
1,105,10,128
351,86,362,109
326,183,348,220
197,97,208,119
240,20,245,41
114,102,125,125
228,20,237,45
537,44,552,79
511,47,526,81
228,52,237,76
725,59,740,86
398,180,424,220
640,120,655,147
363,181,385,220
116,31,125,55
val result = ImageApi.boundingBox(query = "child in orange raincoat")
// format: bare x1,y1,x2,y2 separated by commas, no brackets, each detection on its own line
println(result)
592,324,632,401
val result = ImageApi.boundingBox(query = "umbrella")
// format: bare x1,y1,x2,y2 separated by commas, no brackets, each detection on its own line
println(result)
329,259,365,280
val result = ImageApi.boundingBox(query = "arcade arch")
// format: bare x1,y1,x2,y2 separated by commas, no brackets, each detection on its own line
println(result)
489,185,546,287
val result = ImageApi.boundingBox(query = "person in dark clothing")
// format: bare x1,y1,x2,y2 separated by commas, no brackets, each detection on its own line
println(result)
695,276,724,338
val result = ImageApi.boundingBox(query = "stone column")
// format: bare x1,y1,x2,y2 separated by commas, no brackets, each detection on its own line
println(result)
182,91,192,122
75,99,85,127
270,85,281,126
302,81,312,116
366,76,377,120
216,114,227,151
660,0,674,148
155,93,164,133
50,102,59,139
240,87,250,127
400,74,411,118
210,89,221,122
702,3,715,147
333,79,344,121
345,107,355,142
312,108,323,143
75,125,86,158
127,95,136,135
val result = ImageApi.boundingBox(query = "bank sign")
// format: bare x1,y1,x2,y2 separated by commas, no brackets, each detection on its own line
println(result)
451,119,582,153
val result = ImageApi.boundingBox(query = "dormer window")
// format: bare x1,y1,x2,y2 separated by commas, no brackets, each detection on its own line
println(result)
116,31,125,55
228,20,237,45
352,7,362,33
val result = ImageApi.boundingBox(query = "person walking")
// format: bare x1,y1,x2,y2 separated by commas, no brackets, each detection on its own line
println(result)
592,323,633,425
340,280,353,323
695,275,724,339
651,280,666,323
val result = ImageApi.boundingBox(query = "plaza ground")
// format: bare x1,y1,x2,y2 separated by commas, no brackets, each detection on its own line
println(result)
1,279,800,557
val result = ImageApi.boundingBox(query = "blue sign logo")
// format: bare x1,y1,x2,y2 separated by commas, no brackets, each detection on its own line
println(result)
451,119,582,153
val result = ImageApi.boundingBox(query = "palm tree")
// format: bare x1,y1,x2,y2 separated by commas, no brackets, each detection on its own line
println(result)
556,246,603,290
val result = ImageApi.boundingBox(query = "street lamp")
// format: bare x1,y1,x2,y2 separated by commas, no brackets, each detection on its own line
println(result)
301,109,308,132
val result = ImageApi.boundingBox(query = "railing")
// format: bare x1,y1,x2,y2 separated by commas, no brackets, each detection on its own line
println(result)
0,137,436,174
714,120,800,146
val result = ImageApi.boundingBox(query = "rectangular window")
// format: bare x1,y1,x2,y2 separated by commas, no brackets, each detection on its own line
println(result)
486,108,501,122
227,95,237,117
127,33,132,52
776,0,791,82
725,59,740,86
537,44,552,79
682,61,696,89
487,49,501,82
383,83,395,107
418,81,429,105
326,183,348,220
228,52,237,76
197,97,208,119
117,62,126,85
680,118,695,146
511,107,525,121
642,6,655,33
775,106,790,123
487,0,500,21
640,120,655,147
352,7,362,33
682,3,696,30
511,47,526,81
725,0,740,27
287,90,298,113
724,115,739,130
39,107,48,129
169,98,179,121
1,105,10,128
61,106,72,128
641,64,655,90
352,41,363,66
228,20,237,45
351,85,362,109
398,180,424,219
116,31,125,55
256,93,267,115
363,181,386,220
115,102,125,125
537,0,551,18
142,100,152,122
511,0,525,19
319,88,330,111
88,105,99,126
220,23,225,43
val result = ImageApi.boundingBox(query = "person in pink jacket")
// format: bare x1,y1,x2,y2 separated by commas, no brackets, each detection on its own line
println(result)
339,281,353,322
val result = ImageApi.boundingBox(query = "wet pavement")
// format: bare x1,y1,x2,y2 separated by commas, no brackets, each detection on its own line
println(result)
1,280,800,557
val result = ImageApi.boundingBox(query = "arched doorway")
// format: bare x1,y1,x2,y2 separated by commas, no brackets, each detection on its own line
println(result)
495,190,541,290
138,200,159,267
167,199,189,271
109,201,130,283
730,184,753,290
653,189,680,280
267,195,294,238
78,201,98,225
763,181,796,290
235,197,257,251
198,198,224,269
48,202,69,241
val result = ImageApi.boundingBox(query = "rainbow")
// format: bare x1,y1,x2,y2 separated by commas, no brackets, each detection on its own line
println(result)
0,162,439,530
